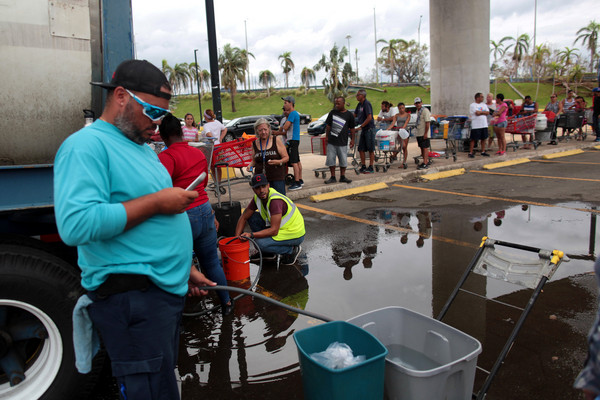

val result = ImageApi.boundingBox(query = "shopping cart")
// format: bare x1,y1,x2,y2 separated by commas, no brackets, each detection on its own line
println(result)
437,237,568,400
188,138,215,195
440,116,469,162
555,110,585,142
211,137,256,195
506,114,537,151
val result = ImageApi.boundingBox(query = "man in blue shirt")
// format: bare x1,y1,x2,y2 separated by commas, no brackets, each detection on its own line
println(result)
277,96,304,190
54,59,214,400
354,89,376,173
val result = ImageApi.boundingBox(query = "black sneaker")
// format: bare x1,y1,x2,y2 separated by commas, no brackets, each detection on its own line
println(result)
468,153,475,158
417,163,429,170
324,176,337,184
221,299,235,316
339,175,352,184
481,152,490,157
299,179,304,185
359,165,367,173
289,182,302,191
281,245,302,266
250,252,277,263
364,166,374,174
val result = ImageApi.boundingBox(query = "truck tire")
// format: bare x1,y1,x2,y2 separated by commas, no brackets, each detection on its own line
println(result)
0,244,101,400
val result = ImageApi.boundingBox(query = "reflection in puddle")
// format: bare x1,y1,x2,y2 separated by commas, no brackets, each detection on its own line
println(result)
178,202,598,399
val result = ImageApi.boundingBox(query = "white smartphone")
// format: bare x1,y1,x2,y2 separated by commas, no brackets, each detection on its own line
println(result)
185,172,207,191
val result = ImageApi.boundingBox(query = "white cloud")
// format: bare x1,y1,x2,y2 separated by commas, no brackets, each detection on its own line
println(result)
131,0,598,87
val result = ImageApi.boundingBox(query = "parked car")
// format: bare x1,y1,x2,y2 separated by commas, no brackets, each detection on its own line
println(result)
223,115,279,142
307,113,329,136
271,112,312,125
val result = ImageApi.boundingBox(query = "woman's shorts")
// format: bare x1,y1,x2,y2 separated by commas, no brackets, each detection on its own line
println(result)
494,121,508,128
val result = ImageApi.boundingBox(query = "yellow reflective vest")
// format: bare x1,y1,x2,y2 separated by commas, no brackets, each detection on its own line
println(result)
254,188,305,241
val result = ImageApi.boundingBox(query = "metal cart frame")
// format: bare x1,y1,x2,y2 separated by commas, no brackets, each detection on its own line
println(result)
437,237,567,400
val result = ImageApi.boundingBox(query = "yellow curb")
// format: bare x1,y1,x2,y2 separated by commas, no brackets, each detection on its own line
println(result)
309,182,388,202
542,149,584,159
421,168,465,181
594,145,600,150
482,158,530,170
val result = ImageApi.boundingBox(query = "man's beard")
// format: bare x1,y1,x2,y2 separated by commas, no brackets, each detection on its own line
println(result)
113,102,148,145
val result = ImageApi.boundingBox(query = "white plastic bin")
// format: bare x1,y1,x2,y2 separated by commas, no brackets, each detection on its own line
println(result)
347,306,482,400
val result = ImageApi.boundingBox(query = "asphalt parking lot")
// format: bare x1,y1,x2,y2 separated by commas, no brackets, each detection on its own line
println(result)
174,138,600,400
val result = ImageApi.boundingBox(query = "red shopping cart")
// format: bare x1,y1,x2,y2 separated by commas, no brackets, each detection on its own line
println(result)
506,114,537,151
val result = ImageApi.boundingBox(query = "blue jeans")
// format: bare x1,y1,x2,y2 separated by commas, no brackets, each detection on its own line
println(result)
270,180,286,195
248,213,304,254
88,284,184,400
187,202,230,305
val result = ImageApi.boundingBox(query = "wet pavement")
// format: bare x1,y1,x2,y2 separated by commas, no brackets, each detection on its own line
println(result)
94,135,600,399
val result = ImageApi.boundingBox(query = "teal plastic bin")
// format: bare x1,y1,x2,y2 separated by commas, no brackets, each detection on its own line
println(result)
293,321,388,400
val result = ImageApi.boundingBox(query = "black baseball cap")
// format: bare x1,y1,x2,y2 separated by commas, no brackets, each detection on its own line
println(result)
250,174,269,188
281,95,295,104
90,59,172,100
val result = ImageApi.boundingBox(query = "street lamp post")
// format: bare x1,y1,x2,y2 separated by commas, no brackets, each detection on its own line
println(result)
346,34,352,66
417,15,422,84
193,49,203,126
244,19,250,92
373,8,378,85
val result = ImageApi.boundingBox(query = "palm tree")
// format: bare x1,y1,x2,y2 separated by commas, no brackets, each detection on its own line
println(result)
161,60,174,89
570,64,585,93
574,20,600,72
532,44,551,100
558,47,580,87
240,49,255,92
300,67,316,95
188,62,199,95
200,69,210,94
258,70,276,97
279,51,295,89
377,38,407,84
548,62,561,94
219,44,246,112
314,43,349,103
502,33,530,78
171,63,191,95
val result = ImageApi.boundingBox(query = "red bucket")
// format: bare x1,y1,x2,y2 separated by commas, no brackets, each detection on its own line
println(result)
218,237,250,281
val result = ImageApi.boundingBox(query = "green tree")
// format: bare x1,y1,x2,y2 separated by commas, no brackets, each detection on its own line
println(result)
548,61,561,94
219,44,246,112
188,62,199,95
574,20,600,72
377,38,408,84
279,51,295,89
391,40,428,83
167,63,191,95
300,67,316,95
570,64,585,93
558,46,580,86
161,59,174,89
258,69,276,97
502,33,530,78
200,69,211,94
532,44,551,100
314,44,350,103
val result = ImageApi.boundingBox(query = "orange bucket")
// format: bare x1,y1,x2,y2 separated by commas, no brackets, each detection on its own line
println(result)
218,237,250,281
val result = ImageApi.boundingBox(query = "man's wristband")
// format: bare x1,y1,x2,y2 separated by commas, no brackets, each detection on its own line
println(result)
250,232,255,239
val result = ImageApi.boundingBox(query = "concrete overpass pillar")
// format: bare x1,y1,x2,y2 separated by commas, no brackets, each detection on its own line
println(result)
429,0,490,116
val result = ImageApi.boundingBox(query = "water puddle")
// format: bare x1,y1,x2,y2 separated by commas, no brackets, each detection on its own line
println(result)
178,201,598,399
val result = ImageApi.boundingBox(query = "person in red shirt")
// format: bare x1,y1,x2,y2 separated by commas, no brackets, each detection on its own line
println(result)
158,114,233,315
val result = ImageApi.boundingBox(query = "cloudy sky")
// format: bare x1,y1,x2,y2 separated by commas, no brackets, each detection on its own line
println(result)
131,0,598,88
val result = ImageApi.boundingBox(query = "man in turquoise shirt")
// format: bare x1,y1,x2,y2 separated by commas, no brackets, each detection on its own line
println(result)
54,60,214,399
276,96,304,190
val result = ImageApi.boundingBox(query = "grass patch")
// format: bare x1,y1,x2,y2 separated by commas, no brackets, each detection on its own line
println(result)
172,82,561,120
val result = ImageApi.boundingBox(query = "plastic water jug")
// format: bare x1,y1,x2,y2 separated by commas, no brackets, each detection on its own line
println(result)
535,113,547,131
